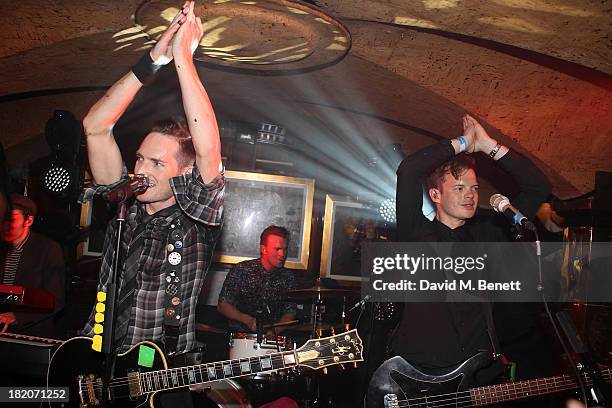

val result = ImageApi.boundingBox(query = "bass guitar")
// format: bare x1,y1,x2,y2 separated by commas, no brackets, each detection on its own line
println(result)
367,352,611,408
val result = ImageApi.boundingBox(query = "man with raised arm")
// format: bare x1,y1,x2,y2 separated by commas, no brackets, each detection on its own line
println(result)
391,114,551,383
80,2,223,406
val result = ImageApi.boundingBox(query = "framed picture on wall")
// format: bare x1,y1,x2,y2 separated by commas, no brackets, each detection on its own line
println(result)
320,194,387,283
214,171,315,270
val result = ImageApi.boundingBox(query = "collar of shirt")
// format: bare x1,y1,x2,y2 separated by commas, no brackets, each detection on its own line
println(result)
12,231,31,250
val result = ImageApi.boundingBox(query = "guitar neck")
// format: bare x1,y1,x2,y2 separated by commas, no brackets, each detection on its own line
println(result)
470,369,612,406
138,349,298,394
123,329,363,398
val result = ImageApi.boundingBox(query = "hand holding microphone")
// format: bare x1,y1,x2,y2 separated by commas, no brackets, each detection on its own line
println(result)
104,174,150,203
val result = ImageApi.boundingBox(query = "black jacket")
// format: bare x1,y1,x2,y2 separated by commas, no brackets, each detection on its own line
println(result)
392,140,551,373
0,232,65,338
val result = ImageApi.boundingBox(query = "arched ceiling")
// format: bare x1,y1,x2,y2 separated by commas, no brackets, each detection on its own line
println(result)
1,0,611,199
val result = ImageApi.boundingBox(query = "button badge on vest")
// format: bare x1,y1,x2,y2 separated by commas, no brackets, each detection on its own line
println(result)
168,252,182,265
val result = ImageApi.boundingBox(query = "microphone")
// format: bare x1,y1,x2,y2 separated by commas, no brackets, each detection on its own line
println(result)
104,174,149,203
347,295,371,313
489,193,531,227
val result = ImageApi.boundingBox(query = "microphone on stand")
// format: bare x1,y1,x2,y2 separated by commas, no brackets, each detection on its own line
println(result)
490,194,535,230
104,174,149,203
347,295,371,313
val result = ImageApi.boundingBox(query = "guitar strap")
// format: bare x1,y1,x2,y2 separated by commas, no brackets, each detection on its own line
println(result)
163,217,183,355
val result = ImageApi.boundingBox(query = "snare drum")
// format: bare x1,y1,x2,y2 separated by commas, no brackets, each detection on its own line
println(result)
229,333,293,380
229,333,288,359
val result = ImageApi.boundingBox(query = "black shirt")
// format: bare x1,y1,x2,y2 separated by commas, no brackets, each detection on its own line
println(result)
392,140,551,370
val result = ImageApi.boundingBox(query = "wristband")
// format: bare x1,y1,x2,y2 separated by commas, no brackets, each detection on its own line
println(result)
131,52,163,85
488,142,502,159
455,136,467,153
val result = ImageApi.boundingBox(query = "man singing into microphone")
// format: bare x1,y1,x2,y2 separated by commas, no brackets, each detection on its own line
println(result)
80,3,223,406
391,115,551,384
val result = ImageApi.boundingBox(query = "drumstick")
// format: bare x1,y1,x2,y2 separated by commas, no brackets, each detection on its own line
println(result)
263,319,299,329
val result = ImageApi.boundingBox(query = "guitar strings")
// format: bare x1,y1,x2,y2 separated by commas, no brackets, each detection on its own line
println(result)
395,377,603,408
392,371,611,408
81,339,361,395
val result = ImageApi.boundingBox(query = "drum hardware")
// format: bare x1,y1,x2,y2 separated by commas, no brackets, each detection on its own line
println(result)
285,280,358,340
284,281,361,407
284,284,357,301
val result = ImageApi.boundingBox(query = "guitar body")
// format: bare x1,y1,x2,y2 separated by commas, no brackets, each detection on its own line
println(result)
46,330,364,408
366,352,492,408
47,337,167,408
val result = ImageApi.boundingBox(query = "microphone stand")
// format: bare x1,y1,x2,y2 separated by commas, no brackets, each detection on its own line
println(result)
350,296,371,405
556,311,610,405
529,223,591,407
101,200,127,407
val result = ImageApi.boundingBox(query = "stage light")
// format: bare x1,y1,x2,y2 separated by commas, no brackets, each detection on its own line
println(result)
374,302,401,323
379,197,396,224
43,165,73,194
42,110,83,197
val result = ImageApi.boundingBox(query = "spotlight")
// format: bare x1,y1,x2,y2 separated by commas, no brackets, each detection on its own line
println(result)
379,197,396,224
374,302,400,323
43,165,73,194
41,110,83,197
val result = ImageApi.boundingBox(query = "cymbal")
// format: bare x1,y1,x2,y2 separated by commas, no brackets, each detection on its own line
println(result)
285,285,358,300
195,323,226,334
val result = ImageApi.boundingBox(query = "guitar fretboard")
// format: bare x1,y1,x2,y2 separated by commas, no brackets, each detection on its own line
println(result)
470,369,612,406
137,350,297,393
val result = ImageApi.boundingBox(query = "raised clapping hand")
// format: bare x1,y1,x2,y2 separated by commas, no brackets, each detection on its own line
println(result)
464,114,498,154
172,1,204,62
149,1,189,64
462,115,477,153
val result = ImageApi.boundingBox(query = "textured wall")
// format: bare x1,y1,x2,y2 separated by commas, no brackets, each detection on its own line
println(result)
1,0,611,197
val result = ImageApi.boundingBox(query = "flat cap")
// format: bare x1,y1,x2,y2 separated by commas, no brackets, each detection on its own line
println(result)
10,194,37,217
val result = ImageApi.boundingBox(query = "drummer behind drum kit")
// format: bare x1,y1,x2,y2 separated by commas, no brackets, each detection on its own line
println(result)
196,282,362,407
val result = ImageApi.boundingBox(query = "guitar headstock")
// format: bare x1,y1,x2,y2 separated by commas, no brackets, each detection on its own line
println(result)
295,329,363,370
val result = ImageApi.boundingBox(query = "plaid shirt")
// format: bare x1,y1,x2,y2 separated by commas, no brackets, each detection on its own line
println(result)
82,165,224,353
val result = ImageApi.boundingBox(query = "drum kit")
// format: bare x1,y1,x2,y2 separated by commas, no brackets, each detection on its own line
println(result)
195,282,360,407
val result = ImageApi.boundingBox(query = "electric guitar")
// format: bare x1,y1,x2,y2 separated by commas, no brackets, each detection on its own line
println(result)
47,329,363,407
366,352,611,408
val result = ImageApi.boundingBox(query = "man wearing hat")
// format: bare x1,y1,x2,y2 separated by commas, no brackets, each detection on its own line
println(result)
0,194,65,337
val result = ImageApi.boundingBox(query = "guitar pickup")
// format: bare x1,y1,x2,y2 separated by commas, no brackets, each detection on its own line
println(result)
127,371,142,398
